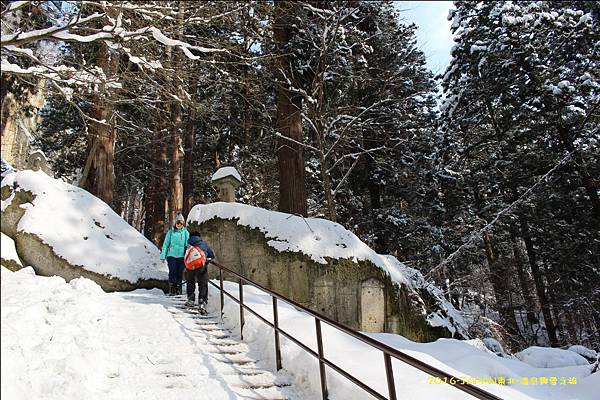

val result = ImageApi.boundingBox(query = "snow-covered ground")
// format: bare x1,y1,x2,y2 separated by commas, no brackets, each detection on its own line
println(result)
1,231,23,267
1,267,304,400
2,266,597,400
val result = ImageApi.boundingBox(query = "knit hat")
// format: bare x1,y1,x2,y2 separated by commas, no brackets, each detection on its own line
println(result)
188,235,202,246
175,213,185,226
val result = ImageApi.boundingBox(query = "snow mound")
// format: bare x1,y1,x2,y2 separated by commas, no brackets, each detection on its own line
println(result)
1,170,167,283
515,346,590,368
567,345,598,362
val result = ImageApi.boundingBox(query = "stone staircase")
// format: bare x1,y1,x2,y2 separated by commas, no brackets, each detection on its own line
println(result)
165,297,297,400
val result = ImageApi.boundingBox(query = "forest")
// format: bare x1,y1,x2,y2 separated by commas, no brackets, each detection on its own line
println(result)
1,0,598,352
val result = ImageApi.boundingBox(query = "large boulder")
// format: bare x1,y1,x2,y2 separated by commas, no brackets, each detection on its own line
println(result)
188,202,468,342
1,170,168,292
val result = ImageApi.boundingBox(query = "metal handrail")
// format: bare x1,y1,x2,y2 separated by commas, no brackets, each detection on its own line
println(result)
208,260,503,400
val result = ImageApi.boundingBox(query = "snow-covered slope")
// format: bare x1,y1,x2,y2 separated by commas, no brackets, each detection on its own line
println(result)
1,267,304,400
1,170,166,283
2,267,596,400
215,281,598,400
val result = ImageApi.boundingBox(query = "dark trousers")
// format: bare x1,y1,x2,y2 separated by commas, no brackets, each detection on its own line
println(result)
166,257,185,284
186,267,208,304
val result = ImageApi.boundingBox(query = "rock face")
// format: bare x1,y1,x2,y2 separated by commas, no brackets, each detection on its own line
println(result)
1,171,168,292
189,214,467,342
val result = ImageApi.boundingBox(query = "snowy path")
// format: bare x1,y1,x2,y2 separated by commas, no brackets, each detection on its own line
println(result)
1,268,306,400
161,297,294,400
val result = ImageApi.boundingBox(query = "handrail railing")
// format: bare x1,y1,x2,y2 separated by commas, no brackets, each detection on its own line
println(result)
208,260,503,400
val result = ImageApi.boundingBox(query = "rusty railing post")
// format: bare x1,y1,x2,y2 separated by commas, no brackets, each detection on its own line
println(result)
384,353,397,400
239,278,245,340
315,318,328,400
273,297,282,370
219,267,224,318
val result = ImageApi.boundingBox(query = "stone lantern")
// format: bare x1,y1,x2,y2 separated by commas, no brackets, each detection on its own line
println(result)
27,149,50,174
211,167,242,202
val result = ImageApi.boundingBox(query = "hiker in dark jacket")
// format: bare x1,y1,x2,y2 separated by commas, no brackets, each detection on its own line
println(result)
160,213,190,295
184,232,215,314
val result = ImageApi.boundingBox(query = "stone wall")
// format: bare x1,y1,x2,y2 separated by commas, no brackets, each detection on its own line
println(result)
1,82,46,169
190,218,455,342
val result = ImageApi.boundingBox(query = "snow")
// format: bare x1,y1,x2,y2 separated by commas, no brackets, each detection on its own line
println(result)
1,170,166,283
0,267,302,400
1,158,15,178
515,346,591,368
1,12,105,44
216,281,597,400
568,346,598,362
2,267,596,400
52,30,114,43
4,0,29,12
1,232,23,267
211,166,242,183
470,44,487,53
188,202,468,335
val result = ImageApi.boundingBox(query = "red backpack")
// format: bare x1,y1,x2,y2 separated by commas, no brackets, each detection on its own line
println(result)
184,245,207,270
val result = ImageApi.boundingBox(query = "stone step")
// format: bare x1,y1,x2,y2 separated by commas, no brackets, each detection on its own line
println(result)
232,386,289,400
225,371,292,389
164,297,296,399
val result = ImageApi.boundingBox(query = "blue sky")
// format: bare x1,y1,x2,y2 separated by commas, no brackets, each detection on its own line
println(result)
394,1,455,75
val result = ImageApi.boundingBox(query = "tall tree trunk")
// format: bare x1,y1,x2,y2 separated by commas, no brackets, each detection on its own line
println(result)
150,116,169,246
274,0,307,217
183,109,196,217
482,231,518,341
143,178,155,241
314,124,336,221
519,214,560,346
473,186,518,341
168,1,185,224
511,230,538,327
80,41,119,207
169,101,183,222
364,130,386,253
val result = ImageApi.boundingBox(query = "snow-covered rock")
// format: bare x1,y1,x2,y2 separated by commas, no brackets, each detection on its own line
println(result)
188,202,468,340
1,170,168,291
483,337,509,357
567,345,598,363
516,346,591,368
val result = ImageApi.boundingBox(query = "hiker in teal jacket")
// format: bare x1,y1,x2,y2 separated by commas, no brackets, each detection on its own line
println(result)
160,213,190,295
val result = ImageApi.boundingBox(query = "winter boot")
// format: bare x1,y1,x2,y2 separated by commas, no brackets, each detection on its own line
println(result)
198,301,208,316
185,297,195,307
167,284,174,296
176,284,183,296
